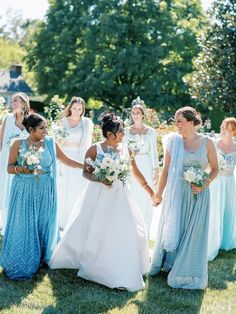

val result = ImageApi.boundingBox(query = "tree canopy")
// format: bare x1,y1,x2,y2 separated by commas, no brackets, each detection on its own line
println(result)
27,0,206,110
185,0,236,117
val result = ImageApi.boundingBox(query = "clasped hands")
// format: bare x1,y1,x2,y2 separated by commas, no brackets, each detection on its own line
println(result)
151,194,162,207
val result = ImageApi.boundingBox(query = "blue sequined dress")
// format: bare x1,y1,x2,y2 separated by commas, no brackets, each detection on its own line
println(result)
0,137,59,279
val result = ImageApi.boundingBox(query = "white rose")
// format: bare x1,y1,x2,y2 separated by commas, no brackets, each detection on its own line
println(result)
184,169,197,183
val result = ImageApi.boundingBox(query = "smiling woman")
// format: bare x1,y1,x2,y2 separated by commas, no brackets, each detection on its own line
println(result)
0,114,84,280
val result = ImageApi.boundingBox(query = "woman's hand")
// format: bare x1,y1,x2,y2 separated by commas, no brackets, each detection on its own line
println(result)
191,178,211,194
18,166,34,174
152,194,162,206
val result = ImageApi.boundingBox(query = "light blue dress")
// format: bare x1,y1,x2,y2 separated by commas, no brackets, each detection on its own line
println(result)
150,137,209,289
0,113,28,233
0,137,59,280
208,147,236,260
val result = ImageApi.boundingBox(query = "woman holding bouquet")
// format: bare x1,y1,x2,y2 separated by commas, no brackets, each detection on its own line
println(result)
124,97,159,235
0,114,83,280
49,113,155,292
208,118,236,260
0,93,29,234
56,96,93,229
150,106,218,289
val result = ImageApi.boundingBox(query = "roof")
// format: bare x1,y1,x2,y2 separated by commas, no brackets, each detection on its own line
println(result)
0,69,33,94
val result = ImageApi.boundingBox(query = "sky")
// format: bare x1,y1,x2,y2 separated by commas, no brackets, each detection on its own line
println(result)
0,0,213,20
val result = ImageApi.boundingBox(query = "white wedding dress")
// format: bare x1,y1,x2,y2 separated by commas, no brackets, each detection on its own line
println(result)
49,144,150,291
49,143,150,292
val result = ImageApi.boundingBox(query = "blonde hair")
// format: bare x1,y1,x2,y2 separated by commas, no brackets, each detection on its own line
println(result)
224,117,236,136
175,106,202,126
64,96,85,117
13,92,30,116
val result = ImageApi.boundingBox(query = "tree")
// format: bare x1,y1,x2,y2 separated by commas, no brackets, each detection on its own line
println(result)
27,0,206,110
185,0,236,118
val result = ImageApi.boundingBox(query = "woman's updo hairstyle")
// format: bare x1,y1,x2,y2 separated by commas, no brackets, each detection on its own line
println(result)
175,106,202,126
99,112,123,138
22,114,46,133
224,117,236,136
64,96,85,117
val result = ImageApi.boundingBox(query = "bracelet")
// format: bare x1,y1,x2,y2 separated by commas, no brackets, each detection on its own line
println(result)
15,165,19,174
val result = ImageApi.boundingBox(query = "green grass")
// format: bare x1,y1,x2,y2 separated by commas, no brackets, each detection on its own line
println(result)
0,236,236,314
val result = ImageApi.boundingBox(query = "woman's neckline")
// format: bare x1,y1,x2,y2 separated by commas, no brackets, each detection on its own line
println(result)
128,125,149,135
66,117,82,129
217,140,236,155
14,114,25,131
184,136,205,153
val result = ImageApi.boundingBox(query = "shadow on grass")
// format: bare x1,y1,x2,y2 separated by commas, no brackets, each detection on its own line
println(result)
134,272,204,314
208,249,236,290
43,269,138,314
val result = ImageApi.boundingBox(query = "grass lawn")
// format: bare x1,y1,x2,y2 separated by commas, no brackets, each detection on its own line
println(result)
0,236,236,314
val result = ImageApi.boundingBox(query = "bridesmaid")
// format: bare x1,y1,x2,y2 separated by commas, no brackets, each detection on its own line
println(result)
208,118,236,260
0,114,83,280
151,106,218,289
124,97,159,235
57,96,93,229
0,93,29,234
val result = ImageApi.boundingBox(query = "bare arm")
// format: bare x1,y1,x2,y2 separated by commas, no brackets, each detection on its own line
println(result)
8,140,33,174
82,145,102,183
0,116,7,151
131,151,155,198
192,138,219,194
56,143,83,169
153,149,171,205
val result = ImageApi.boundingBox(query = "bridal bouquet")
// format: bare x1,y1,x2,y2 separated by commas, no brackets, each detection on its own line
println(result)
17,145,44,174
183,167,209,188
85,151,131,186
127,134,144,153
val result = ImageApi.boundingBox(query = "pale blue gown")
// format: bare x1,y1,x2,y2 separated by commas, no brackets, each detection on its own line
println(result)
208,147,236,260
150,137,209,289
0,137,59,279
0,113,28,233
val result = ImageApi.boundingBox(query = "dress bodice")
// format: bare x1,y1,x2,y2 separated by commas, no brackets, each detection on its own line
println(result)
62,118,83,144
183,136,208,170
3,114,28,146
217,149,236,176
19,139,53,173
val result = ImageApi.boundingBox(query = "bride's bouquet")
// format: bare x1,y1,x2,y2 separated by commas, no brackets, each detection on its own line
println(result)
183,167,209,188
85,150,132,186
127,134,144,153
17,145,44,174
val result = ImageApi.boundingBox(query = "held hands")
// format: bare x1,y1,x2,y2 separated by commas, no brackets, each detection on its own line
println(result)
16,166,34,174
152,194,162,207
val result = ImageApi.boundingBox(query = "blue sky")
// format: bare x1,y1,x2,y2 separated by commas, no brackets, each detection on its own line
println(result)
0,0,213,20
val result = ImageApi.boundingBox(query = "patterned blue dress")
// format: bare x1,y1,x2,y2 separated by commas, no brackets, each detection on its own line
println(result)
208,148,236,260
150,137,210,289
0,137,59,279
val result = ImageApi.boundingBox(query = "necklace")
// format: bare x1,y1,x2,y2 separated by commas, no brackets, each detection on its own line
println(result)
28,137,42,147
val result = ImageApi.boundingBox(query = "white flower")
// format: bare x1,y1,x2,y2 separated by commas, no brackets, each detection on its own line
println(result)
38,147,44,154
184,168,197,183
26,155,39,165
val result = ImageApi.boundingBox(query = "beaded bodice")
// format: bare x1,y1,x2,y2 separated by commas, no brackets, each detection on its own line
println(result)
218,149,236,176
183,137,208,170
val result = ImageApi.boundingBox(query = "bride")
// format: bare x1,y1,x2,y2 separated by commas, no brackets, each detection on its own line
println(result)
49,113,156,292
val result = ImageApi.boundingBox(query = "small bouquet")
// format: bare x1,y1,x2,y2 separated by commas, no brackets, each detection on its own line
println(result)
127,134,144,153
51,123,69,141
17,145,44,175
85,150,131,186
183,167,209,194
